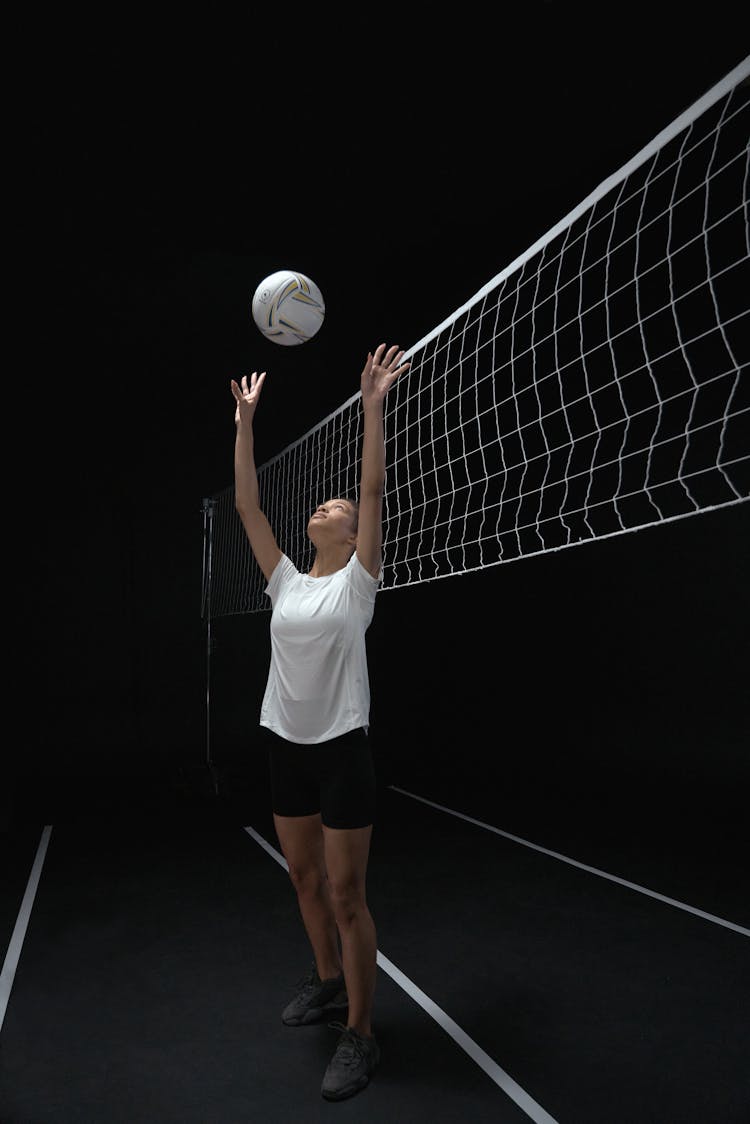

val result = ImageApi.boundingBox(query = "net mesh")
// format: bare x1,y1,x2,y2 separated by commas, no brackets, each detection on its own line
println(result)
205,60,750,618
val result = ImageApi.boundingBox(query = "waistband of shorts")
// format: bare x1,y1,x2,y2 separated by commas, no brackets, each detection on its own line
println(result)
269,725,368,747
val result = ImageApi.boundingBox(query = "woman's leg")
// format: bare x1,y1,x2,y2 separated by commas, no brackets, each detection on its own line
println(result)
273,811,343,981
322,822,377,1037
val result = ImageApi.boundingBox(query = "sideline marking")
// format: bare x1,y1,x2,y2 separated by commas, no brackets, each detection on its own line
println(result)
243,824,560,1123
389,786,750,938
0,825,53,1033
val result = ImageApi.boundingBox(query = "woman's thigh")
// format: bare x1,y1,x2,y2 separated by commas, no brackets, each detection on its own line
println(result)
318,730,376,830
269,736,321,818
273,810,326,882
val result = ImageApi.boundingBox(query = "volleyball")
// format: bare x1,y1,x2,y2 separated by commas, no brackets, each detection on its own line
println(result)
251,270,325,346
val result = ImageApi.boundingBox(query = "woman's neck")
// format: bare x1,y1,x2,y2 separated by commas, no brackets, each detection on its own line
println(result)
308,545,353,577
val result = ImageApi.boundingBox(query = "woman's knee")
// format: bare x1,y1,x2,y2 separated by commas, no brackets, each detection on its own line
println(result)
329,881,368,922
289,864,328,895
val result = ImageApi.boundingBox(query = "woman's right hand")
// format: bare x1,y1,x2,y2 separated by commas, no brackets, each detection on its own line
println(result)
231,371,267,427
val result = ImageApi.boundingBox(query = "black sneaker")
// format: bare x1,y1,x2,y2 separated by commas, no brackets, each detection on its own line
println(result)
281,964,348,1026
321,1021,380,1101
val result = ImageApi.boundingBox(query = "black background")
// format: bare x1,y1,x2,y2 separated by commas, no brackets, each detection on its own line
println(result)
13,11,749,833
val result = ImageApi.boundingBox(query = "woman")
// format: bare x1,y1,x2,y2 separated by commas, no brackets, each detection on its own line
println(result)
230,342,409,1102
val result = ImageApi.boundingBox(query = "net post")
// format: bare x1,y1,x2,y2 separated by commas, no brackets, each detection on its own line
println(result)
200,498,219,795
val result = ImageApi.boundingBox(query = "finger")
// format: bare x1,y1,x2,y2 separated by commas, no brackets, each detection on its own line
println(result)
388,349,405,370
391,361,410,379
374,343,386,363
241,374,248,390
384,344,400,366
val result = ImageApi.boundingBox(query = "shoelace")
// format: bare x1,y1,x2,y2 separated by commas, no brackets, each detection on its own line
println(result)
327,1021,369,1065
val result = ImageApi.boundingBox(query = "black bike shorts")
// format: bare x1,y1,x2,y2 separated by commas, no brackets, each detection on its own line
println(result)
268,726,376,829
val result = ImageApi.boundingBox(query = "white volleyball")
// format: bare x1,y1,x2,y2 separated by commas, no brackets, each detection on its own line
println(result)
251,269,325,346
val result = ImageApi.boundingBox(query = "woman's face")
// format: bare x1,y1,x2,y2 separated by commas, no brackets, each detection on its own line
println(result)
307,498,358,545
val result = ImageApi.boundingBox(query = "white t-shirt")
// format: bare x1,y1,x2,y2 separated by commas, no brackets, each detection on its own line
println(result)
259,551,381,743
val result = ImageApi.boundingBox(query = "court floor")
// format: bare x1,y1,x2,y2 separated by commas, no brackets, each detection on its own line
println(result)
2,766,748,1123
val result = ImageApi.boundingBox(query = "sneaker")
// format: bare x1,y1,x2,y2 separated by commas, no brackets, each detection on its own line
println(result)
281,964,348,1026
321,1021,380,1101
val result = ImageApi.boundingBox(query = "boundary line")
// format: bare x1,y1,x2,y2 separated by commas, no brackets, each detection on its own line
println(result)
0,825,54,1033
389,786,750,938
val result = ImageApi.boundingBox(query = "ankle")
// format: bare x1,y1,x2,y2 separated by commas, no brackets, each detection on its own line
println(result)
318,965,343,981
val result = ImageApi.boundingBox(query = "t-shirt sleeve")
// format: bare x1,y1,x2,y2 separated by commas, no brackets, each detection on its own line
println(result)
347,551,382,604
265,554,298,605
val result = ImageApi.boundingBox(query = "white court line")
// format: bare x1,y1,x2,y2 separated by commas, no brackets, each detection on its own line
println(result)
389,786,750,938
0,825,53,1033
243,823,560,1123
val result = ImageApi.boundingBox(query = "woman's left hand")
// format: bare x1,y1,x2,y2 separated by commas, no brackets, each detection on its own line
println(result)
361,343,410,405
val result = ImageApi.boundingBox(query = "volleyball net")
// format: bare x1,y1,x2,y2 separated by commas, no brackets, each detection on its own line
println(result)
204,58,750,619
